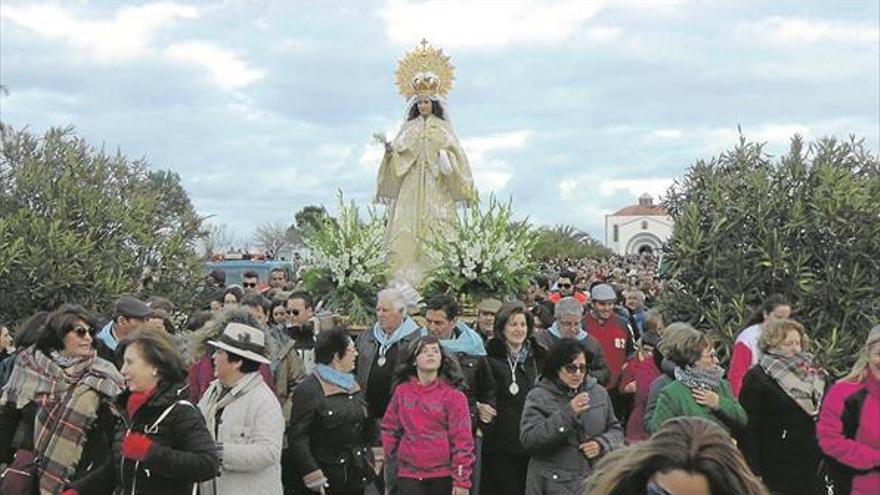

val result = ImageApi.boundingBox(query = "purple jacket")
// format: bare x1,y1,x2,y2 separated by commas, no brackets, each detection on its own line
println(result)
381,377,474,488
817,371,880,495
188,355,276,403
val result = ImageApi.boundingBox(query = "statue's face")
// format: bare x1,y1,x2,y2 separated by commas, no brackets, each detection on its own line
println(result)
417,97,432,117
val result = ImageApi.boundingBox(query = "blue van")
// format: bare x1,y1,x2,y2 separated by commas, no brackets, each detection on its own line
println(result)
205,259,295,286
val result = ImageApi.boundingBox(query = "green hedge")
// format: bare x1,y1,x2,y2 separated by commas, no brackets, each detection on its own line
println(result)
659,135,879,377
0,125,206,324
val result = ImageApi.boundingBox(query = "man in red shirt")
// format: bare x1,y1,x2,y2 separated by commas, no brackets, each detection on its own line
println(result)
583,283,633,421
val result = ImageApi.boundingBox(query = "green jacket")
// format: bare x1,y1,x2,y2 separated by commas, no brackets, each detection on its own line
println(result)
650,378,747,433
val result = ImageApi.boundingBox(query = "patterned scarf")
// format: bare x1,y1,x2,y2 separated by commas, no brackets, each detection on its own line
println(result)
674,364,724,390
760,350,825,416
0,346,124,495
509,341,530,366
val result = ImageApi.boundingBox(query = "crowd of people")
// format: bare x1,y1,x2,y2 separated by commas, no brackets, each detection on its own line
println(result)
0,255,878,495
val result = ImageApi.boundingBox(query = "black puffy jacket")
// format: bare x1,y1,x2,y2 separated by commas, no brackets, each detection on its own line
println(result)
73,381,219,495
288,373,379,493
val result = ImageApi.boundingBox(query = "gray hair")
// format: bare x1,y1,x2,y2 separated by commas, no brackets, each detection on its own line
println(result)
377,288,407,314
554,297,584,318
626,288,646,305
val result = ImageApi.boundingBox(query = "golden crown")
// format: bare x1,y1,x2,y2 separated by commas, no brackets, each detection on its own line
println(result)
395,39,454,99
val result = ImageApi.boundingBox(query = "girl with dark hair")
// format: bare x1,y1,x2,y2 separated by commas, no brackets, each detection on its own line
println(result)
289,327,381,495
728,294,791,397
64,327,219,495
0,304,124,495
519,338,623,495
481,302,545,495
381,335,474,495
0,311,48,389
223,286,243,307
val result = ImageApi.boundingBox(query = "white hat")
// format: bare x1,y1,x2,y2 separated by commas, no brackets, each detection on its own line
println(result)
208,322,271,365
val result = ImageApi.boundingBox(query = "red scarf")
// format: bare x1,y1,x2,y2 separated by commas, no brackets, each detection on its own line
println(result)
127,387,156,418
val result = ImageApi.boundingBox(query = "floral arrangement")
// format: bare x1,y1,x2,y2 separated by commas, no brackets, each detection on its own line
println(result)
301,192,389,326
421,195,537,303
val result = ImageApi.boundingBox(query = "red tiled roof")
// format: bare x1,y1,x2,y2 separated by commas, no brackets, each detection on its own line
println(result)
611,204,668,216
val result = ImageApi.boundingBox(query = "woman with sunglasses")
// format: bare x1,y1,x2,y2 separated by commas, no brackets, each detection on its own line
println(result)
584,417,769,495
0,304,125,495
519,338,623,495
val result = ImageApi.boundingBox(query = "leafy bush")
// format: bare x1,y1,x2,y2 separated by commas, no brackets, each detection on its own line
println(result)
0,125,206,324
531,225,611,260
660,135,879,376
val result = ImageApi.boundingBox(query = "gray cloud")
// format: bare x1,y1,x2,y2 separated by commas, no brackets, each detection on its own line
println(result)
1,0,876,242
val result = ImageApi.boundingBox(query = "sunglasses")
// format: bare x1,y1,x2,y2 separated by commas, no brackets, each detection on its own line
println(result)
563,363,588,374
645,481,672,495
71,326,95,338
559,283,573,289
242,282,257,288
288,309,301,316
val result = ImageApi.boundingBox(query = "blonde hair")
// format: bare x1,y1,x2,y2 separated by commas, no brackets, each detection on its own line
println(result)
844,340,880,383
758,318,809,353
583,417,769,495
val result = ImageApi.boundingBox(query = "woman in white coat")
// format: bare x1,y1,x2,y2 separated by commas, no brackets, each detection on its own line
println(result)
198,322,285,495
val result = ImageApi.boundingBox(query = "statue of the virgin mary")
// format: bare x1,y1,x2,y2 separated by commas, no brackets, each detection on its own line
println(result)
375,40,476,286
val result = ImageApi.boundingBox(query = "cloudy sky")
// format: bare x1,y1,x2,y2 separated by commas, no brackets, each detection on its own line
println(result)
1,0,877,245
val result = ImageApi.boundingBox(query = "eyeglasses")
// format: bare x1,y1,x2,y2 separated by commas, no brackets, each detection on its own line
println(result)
645,481,672,495
242,282,257,288
563,363,588,374
71,326,95,338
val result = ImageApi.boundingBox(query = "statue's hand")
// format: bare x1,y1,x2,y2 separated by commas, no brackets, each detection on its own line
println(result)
437,151,453,175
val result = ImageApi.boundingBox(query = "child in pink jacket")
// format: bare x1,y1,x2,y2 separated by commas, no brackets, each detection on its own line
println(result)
381,335,474,495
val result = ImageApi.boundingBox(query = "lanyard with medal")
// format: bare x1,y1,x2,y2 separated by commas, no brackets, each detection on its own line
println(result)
507,353,520,395
377,343,389,367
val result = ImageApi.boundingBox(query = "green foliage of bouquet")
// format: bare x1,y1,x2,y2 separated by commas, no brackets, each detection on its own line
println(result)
421,195,537,302
301,192,389,326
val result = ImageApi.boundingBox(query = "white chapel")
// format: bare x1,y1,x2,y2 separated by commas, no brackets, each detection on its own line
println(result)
604,193,673,256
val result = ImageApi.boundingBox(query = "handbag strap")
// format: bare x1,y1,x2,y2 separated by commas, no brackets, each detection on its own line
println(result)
144,400,193,434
